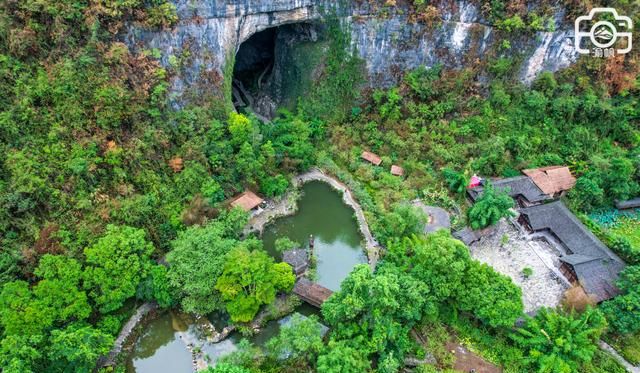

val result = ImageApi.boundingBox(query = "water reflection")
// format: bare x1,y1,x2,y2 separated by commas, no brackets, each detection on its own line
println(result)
262,181,367,291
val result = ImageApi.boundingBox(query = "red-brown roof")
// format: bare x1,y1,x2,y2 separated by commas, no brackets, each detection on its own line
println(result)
361,151,382,166
390,165,404,176
230,191,264,211
523,166,576,196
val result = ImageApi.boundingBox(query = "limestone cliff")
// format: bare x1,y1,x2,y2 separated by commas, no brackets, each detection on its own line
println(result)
124,0,578,108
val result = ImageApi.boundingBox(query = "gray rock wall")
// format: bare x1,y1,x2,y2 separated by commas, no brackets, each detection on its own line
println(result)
124,0,578,103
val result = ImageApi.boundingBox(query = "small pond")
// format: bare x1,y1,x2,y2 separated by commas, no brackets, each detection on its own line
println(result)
126,180,366,372
262,180,367,291
127,305,318,373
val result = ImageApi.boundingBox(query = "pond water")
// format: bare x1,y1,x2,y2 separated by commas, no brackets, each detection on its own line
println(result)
126,181,365,372
262,180,367,291
126,305,319,373
126,312,195,373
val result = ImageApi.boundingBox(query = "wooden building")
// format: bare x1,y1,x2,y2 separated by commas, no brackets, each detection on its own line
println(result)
522,166,576,197
390,165,404,176
361,151,382,166
519,201,625,303
230,191,264,212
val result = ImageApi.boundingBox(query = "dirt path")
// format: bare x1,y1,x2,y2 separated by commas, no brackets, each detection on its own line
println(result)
246,167,381,269
445,341,502,373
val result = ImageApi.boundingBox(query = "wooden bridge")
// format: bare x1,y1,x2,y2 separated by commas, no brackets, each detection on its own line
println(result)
293,278,333,308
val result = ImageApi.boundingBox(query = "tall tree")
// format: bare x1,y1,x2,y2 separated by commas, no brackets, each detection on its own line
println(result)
456,261,523,328
166,218,246,315
467,183,515,230
511,307,607,373
216,245,295,322
322,264,430,363
317,340,372,373
47,324,113,373
601,265,640,334
83,225,154,313
266,313,324,363
0,255,90,337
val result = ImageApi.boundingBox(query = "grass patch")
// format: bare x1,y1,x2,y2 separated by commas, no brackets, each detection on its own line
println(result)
607,332,640,366
609,217,640,248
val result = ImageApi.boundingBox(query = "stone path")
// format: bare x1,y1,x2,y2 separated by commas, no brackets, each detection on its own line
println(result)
599,341,640,373
99,302,157,367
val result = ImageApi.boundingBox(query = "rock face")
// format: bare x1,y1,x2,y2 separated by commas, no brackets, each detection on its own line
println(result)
124,0,578,105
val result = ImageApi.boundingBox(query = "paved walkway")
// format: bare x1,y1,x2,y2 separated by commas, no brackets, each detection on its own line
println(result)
469,220,567,312
412,200,451,233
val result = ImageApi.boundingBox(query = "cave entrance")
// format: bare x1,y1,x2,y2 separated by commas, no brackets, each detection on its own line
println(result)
232,23,324,120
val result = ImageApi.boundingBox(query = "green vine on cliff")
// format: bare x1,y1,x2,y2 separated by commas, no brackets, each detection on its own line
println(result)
298,13,364,124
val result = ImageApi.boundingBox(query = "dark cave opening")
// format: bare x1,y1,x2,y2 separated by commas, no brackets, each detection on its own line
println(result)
232,27,276,109
232,23,324,120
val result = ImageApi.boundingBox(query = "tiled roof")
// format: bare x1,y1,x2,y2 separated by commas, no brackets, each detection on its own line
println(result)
361,151,382,166
523,166,576,195
616,197,640,210
453,228,479,245
283,249,308,274
520,201,625,302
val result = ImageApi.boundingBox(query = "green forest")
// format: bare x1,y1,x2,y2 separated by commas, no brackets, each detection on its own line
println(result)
0,0,639,373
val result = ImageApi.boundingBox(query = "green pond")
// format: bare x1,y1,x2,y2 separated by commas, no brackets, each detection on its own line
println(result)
126,180,366,372
262,180,367,291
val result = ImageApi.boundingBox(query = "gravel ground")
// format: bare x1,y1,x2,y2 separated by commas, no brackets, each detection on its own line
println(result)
469,220,568,312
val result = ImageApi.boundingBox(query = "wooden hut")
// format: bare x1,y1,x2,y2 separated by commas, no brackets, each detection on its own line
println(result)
230,191,264,212
390,165,404,176
361,151,382,166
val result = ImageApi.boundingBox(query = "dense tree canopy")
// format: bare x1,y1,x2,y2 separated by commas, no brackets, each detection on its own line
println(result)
0,255,90,337
601,266,640,334
266,313,324,363
316,339,372,373
512,308,607,373
216,246,295,322
322,232,523,368
83,225,154,313
166,212,248,315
